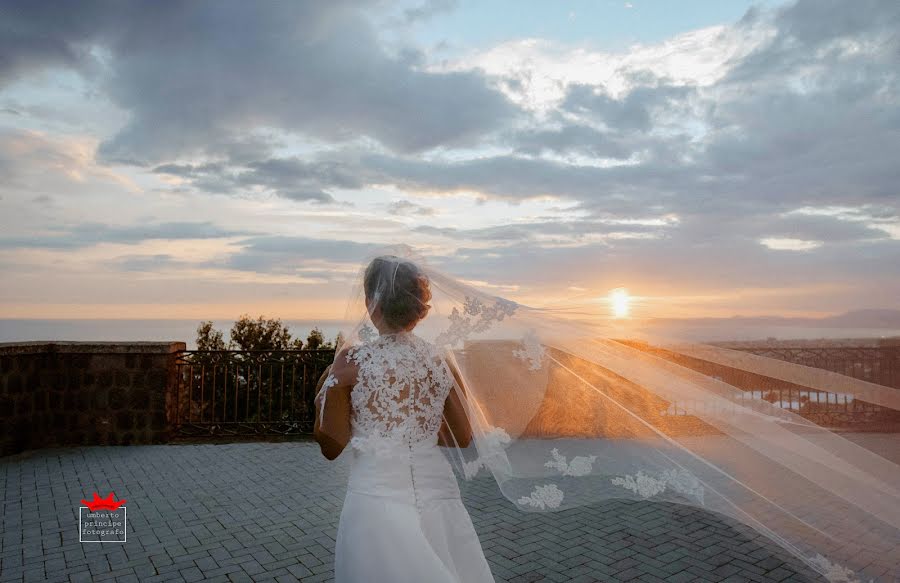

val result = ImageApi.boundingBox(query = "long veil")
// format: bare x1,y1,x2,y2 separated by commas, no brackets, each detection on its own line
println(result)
323,245,899,583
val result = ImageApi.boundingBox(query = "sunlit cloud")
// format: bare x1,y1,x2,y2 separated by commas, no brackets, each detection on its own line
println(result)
785,205,900,241
1,129,140,192
431,21,773,112
759,238,823,251
458,279,520,293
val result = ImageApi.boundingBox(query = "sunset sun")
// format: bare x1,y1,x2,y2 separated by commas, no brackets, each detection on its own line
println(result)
610,288,631,318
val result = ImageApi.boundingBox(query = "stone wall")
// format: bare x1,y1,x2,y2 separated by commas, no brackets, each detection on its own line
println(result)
0,341,184,456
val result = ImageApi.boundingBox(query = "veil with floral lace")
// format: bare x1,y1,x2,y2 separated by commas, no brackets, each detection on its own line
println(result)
320,245,899,583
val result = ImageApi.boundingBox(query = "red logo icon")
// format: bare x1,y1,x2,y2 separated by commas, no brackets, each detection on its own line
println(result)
81,492,127,512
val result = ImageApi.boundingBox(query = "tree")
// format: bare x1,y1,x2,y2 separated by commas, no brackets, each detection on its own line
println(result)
196,321,226,351
228,314,294,351
306,326,326,350
187,316,334,430
305,327,345,350
196,316,325,351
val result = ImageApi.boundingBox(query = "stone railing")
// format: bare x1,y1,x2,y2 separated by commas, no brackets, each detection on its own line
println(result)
0,341,184,456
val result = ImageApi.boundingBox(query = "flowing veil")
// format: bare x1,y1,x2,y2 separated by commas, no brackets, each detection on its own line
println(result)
322,244,900,583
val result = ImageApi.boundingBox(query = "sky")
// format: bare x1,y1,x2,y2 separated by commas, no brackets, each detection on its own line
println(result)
0,0,898,322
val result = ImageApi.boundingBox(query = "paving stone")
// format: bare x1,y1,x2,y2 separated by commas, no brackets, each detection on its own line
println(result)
0,442,830,582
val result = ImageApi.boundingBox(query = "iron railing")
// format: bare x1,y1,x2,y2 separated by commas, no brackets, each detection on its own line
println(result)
172,349,335,437
171,344,899,437
732,345,900,389
651,344,900,429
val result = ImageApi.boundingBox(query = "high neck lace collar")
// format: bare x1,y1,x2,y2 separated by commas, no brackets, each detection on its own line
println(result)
377,329,414,341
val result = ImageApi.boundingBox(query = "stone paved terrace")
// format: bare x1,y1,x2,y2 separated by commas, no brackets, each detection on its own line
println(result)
0,441,826,583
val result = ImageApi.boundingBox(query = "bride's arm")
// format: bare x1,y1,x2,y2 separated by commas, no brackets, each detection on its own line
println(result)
313,352,353,460
438,358,473,448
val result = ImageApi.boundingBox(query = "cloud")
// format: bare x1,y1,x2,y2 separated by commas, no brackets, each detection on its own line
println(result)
510,124,634,160
0,1,111,85
9,0,896,239
371,0,900,251
561,82,695,132
357,151,686,209
759,237,822,251
0,128,138,195
214,235,379,275
0,221,260,250
413,218,664,246
403,0,458,23
112,253,187,271
760,214,888,243
153,157,362,203
157,148,682,210
427,233,900,314
433,22,766,111
725,0,900,84
1,1,515,163
387,199,437,216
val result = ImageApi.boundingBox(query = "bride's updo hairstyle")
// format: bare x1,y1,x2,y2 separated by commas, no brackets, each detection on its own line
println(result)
364,255,432,331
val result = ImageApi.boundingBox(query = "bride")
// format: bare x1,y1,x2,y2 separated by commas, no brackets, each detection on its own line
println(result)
314,248,899,583
313,255,495,583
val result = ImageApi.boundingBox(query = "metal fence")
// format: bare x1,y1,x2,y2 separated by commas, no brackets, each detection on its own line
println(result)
734,345,900,390
171,344,899,437
172,349,335,437
654,344,900,429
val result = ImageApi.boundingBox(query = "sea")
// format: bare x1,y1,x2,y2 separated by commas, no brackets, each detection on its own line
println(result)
0,319,349,351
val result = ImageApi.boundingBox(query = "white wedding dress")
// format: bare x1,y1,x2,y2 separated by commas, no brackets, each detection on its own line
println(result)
331,331,495,583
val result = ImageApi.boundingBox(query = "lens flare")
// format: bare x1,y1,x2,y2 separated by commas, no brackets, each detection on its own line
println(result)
610,288,630,318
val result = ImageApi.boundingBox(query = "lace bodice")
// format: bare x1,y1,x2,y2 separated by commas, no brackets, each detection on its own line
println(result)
340,332,455,448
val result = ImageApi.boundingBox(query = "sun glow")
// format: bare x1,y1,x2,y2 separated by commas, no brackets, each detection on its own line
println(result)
610,288,631,318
